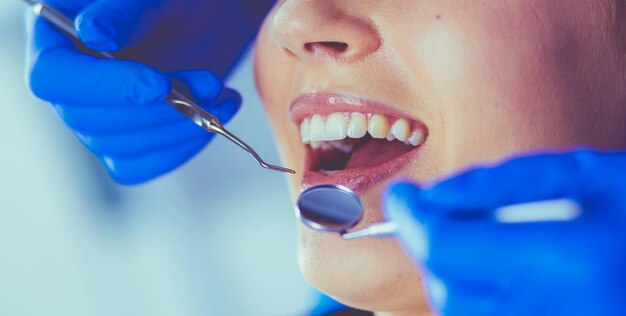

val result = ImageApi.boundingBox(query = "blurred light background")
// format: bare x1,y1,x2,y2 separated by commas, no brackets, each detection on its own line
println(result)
0,2,315,315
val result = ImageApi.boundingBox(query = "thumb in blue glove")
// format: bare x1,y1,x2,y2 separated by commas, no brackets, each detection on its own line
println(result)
384,149,626,316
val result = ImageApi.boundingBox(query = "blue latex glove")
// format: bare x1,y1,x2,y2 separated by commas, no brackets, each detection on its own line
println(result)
25,0,273,184
384,149,626,316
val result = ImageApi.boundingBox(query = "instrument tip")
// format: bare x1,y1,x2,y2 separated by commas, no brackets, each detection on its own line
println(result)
272,166,297,174
261,162,296,174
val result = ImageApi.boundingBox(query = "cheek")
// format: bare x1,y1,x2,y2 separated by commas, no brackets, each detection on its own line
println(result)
421,24,564,167
387,2,600,172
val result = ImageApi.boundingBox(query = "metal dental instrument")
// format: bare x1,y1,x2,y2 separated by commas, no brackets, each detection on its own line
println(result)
296,184,583,240
296,184,398,240
21,0,295,175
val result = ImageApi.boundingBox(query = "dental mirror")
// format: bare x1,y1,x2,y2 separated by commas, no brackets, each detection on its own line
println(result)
296,185,363,233
296,184,398,239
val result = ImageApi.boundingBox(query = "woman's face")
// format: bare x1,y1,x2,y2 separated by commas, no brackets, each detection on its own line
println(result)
254,0,626,313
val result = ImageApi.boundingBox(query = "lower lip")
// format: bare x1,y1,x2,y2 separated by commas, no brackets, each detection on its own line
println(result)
300,146,422,193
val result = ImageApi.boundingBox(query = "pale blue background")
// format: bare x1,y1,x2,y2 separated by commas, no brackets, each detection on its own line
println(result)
0,2,315,315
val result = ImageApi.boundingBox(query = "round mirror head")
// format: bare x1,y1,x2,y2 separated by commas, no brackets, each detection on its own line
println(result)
296,184,364,232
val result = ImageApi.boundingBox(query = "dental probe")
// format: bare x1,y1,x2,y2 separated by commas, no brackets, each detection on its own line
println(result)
21,0,295,175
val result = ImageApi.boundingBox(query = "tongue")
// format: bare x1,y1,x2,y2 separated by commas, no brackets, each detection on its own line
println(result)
345,139,414,169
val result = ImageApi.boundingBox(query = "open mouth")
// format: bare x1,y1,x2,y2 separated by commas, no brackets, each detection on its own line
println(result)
302,112,424,172
292,94,428,192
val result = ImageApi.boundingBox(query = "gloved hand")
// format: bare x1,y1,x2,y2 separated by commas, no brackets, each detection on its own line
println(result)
25,0,273,184
384,149,626,316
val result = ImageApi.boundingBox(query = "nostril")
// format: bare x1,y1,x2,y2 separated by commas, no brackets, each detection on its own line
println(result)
304,41,349,56
319,42,349,52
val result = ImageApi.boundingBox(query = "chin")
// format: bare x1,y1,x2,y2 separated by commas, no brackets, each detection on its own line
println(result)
294,181,431,314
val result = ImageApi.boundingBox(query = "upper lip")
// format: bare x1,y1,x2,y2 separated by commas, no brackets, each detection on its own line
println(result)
289,92,423,126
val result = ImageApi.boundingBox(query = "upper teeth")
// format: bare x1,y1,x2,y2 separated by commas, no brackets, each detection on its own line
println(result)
300,112,425,147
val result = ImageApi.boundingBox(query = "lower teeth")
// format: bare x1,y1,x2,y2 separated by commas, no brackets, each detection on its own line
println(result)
319,169,340,176
329,140,355,153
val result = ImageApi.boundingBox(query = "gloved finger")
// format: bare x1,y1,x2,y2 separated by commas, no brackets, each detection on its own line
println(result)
170,70,224,106
427,230,587,316
384,181,523,272
53,84,239,136
384,180,592,280
28,16,170,106
387,196,540,314
75,0,163,51
386,188,613,315
76,119,214,158
441,285,498,316
169,70,242,123
52,73,238,135
438,283,516,316
383,181,430,262
412,149,626,218
99,138,208,185
424,217,570,282
212,88,242,125
52,101,187,134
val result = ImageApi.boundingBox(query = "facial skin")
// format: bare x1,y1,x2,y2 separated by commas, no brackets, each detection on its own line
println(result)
253,0,626,314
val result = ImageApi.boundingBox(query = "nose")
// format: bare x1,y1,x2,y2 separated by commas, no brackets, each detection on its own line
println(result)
271,0,381,62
